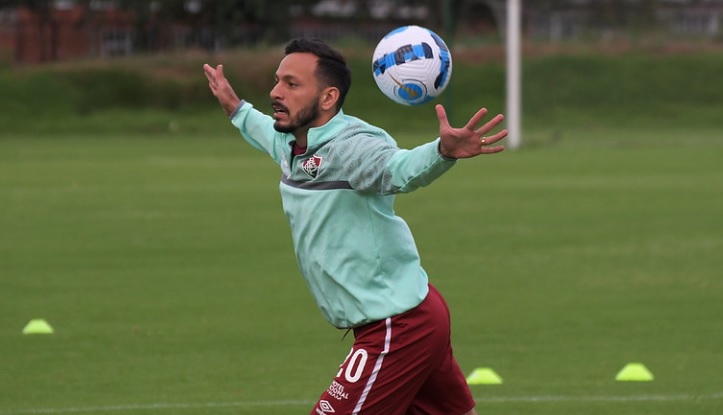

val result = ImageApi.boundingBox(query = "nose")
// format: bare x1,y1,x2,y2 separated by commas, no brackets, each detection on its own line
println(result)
270,82,282,101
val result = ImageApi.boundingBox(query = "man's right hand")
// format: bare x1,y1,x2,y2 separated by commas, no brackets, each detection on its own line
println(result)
203,64,241,117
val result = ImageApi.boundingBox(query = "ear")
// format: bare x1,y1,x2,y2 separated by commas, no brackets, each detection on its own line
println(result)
320,86,340,111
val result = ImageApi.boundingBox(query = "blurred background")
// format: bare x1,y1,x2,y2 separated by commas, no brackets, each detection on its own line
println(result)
1,0,722,137
1,0,722,63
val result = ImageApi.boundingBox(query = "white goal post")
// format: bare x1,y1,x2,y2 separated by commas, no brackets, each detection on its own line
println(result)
506,0,522,149
445,0,522,148
479,0,522,149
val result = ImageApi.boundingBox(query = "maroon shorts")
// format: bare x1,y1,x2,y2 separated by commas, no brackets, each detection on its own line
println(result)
310,284,475,415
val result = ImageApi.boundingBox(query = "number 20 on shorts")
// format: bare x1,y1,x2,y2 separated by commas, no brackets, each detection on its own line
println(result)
337,348,369,383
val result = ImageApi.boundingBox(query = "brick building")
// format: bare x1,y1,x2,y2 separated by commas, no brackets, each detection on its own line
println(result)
0,3,136,64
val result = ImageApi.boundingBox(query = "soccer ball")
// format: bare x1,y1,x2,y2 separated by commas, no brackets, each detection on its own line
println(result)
371,25,453,106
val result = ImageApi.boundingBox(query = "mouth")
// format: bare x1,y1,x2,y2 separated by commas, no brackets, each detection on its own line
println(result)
272,102,289,119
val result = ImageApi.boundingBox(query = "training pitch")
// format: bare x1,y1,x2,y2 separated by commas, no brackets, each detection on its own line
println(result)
1,128,721,415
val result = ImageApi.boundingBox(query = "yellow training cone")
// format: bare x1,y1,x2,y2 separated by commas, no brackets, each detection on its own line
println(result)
615,363,654,381
466,368,503,385
22,319,54,335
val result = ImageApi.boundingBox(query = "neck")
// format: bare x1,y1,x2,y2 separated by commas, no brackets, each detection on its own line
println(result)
292,109,338,148
293,132,308,149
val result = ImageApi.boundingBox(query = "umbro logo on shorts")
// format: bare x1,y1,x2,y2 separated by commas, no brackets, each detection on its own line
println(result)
316,399,336,414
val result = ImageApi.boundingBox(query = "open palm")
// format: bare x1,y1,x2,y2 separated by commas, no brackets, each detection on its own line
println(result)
436,104,507,159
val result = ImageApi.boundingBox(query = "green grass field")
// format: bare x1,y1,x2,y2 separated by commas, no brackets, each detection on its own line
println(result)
1,124,721,414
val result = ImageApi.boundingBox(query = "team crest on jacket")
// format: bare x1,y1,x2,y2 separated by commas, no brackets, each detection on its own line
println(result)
302,154,323,178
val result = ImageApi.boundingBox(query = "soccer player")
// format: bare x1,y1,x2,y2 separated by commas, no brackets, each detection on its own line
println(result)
203,38,506,415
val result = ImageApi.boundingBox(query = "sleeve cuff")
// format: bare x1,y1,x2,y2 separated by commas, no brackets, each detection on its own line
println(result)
436,138,457,161
228,100,246,120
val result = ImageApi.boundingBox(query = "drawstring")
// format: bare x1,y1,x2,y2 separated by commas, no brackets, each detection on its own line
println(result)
341,328,353,341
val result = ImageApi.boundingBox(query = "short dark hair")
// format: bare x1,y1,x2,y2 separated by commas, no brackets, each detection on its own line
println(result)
284,38,351,111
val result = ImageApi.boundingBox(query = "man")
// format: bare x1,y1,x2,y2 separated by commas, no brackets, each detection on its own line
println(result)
204,38,506,415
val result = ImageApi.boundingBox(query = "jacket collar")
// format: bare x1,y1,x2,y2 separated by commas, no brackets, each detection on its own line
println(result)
304,109,348,149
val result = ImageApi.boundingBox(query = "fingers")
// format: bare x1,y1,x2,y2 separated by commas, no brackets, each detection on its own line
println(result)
203,64,225,84
203,63,215,82
464,107,489,130
468,109,506,150
465,109,505,145
480,144,505,154
435,104,450,129
474,113,504,136
479,128,508,147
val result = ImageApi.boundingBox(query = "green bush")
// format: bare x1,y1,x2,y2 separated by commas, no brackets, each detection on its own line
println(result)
1,47,722,135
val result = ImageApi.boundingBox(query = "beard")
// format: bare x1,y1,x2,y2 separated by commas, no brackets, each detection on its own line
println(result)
273,99,321,134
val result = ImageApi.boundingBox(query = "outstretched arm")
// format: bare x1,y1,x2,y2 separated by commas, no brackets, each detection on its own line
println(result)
436,104,507,159
203,64,241,117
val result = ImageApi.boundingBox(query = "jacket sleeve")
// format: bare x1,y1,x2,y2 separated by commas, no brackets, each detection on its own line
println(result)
346,133,457,194
230,101,285,163
386,138,457,193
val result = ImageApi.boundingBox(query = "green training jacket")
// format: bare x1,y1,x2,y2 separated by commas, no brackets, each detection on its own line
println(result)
231,101,457,329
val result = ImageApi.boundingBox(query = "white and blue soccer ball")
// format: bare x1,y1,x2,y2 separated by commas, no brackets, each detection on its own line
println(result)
372,25,453,106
